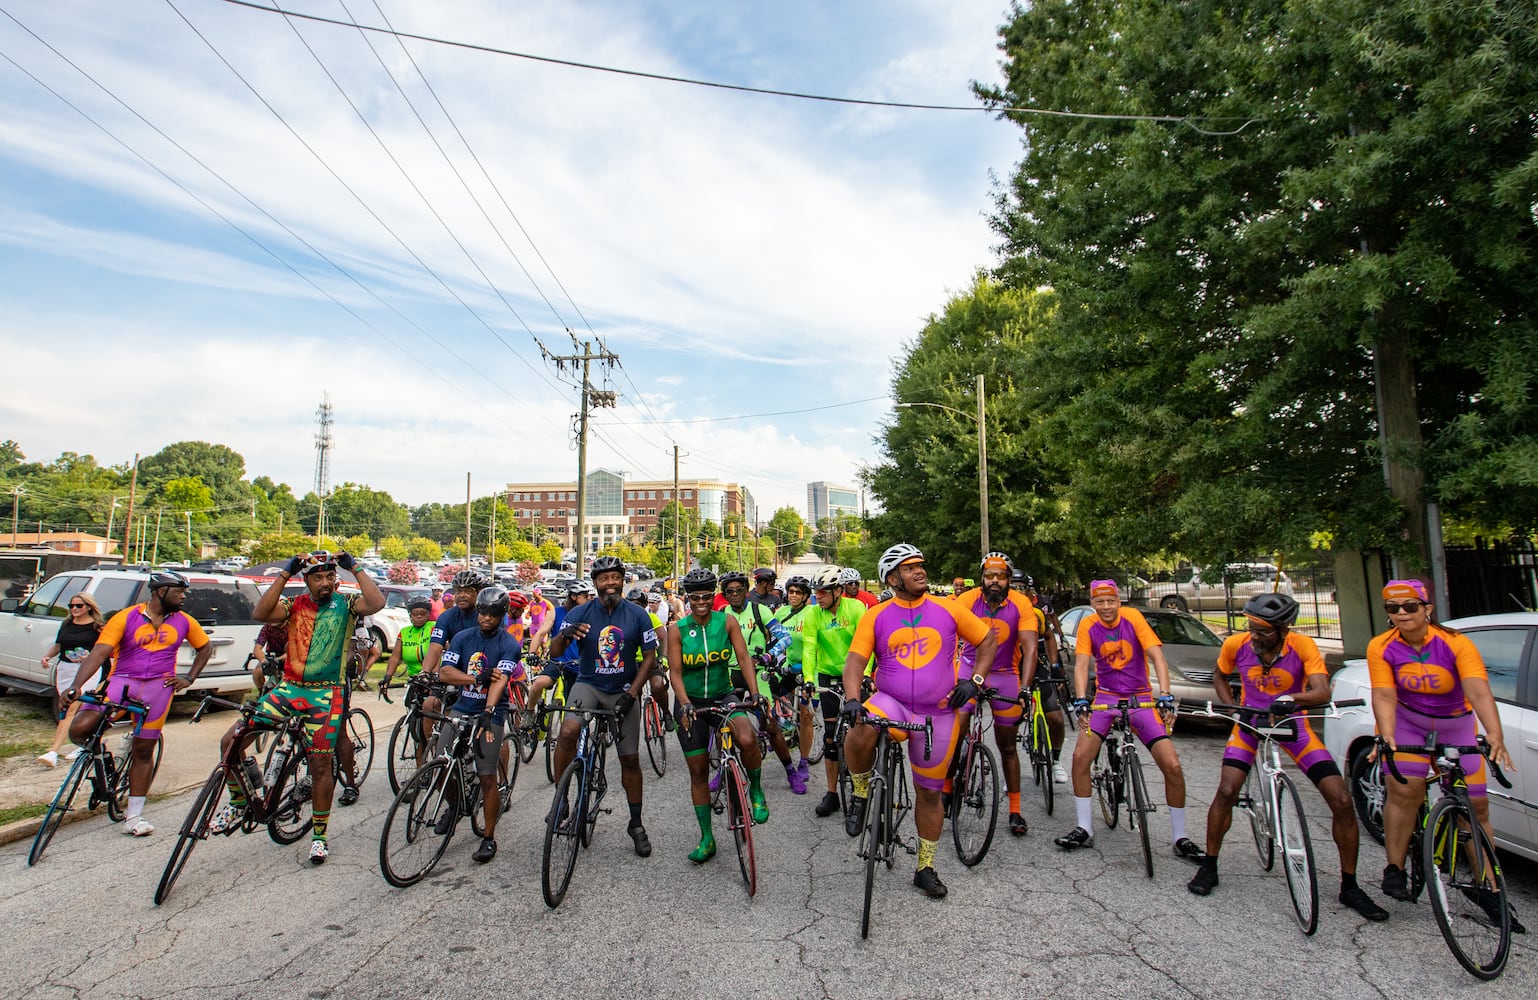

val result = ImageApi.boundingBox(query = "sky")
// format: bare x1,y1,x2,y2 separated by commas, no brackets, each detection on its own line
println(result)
0,0,1024,519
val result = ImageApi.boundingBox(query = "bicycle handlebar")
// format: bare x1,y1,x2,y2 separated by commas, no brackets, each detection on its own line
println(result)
1376,734,1512,790
76,691,149,718
856,708,932,758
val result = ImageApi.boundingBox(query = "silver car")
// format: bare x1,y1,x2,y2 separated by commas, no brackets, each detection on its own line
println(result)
1323,612,1538,862
1056,604,1239,709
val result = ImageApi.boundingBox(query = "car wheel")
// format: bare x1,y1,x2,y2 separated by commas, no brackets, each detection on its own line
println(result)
1348,741,1385,845
1159,595,1188,613
370,627,389,655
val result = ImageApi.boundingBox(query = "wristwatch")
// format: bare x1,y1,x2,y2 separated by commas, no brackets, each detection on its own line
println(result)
971,674,986,687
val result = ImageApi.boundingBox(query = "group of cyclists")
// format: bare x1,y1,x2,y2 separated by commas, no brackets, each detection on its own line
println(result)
36,543,1523,942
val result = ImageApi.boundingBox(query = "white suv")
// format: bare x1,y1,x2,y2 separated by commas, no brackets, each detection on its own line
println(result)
0,567,266,698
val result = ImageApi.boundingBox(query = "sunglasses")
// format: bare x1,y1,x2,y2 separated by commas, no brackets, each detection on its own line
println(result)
1246,623,1276,634
1384,601,1425,615
68,603,87,609
685,592,715,601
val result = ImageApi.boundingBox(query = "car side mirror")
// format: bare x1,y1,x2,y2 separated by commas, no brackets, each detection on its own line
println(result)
0,598,16,612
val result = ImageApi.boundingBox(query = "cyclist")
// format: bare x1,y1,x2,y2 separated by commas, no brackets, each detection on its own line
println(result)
525,586,556,656
422,569,491,725
435,585,524,864
954,552,1038,837
501,590,531,644
1054,580,1200,859
1184,593,1388,919
720,569,804,793
841,543,997,899
840,567,878,609
379,597,434,696
209,551,384,863
775,575,816,781
748,567,783,611
646,587,670,627
1369,579,1522,930
1019,574,1069,784
429,586,448,617
533,554,659,857
247,619,287,694
64,570,214,836
801,567,868,818
666,568,769,861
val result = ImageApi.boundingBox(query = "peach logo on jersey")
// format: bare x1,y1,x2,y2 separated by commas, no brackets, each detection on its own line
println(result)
1396,660,1457,695
1097,639,1134,671
131,623,176,652
888,615,943,670
1246,664,1297,697
989,619,1012,646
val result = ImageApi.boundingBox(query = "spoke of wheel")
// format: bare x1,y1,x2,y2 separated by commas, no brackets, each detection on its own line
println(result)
1425,798,1510,979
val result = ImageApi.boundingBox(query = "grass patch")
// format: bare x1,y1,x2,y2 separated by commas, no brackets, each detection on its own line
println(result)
0,802,49,825
0,738,53,761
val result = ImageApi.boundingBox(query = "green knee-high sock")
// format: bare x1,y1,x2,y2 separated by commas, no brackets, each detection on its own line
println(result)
748,768,763,795
694,804,713,839
312,809,329,841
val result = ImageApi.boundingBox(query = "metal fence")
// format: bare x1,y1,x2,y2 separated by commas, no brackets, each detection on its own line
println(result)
1444,537,1538,618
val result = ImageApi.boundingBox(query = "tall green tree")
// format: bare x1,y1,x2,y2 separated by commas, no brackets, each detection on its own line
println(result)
764,506,809,561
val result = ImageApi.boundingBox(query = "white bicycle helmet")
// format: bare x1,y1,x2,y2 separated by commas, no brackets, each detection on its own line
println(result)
837,567,862,587
877,543,924,583
812,567,843,591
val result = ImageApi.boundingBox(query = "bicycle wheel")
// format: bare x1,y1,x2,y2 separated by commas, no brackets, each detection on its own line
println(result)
858,776,887,940
1125,750,1154,879
1424,797,1511,979
154,768,228,906
104,737,164,822
386,714,424,794
724,758,757,896
341,707,374,787
1031,712,1054,815
379,760,458,888
542,759,584,908
28,749,93,866
581,758,605,849
1095,751,1121,829
266,741,314,845
804,700,825,767
544,707,562,784
1273,773,1318,936
644,697,668,777
517,718,537,764
951,741,999,867
1243,766,1274,871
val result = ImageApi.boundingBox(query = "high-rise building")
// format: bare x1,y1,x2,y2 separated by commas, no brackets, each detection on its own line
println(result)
504,470,749,554
806,481,860,524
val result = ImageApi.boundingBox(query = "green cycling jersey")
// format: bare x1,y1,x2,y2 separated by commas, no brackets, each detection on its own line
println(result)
801,595,869,683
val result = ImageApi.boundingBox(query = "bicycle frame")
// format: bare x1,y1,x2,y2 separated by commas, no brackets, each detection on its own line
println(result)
855,710,932,938
191,695,313,826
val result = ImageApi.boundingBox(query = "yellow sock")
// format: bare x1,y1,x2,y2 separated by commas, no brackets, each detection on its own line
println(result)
851,768,872,797
917,837,938,871
1009,791,1021,814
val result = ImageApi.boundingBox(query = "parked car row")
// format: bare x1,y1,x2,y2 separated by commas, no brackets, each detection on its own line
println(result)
1056,604,1241,709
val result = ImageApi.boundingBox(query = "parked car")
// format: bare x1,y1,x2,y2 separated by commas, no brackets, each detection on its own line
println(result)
377,585,432,611
278,582,410,655
0,567,266,698
1056,604,1239,709
1147,563,1293,613
1322,612,1538,861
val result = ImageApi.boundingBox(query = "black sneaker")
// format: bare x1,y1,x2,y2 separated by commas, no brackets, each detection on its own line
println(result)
1173,837,1205,861
1188,858,1219,896
472,837,497,864
338,784,359,807
814,791,841,817
1054,826,1093,850
1008,812,1028,837
844,796,868,838
628,824,652,858
1340,883,1389,922
433,809,454,836
913,866,948,899
1381,864,1413,902
1463,886,1527,933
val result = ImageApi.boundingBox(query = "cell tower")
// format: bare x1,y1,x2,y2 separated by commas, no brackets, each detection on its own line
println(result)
314,394,333,537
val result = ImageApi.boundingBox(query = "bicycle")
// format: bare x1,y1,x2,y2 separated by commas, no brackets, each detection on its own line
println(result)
540,703,623,908
334,661,375,792
1022,677,1059,816
378,708,510,887
1182,698,1365,935
1087,698,1157,878
851,709,932,939
1381,734,1516,979
641,670,669,777
949,686,1000,866
513,656,544,766
696,704,758,896
541,670,569,783
781,676,825,768
382,673,446,793
154,695,315,905
28,692,163,866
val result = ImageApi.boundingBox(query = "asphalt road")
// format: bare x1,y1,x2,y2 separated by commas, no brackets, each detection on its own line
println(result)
3,718,1536,1000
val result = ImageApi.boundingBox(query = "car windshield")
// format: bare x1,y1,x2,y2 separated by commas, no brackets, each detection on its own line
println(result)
1145,612,1222,646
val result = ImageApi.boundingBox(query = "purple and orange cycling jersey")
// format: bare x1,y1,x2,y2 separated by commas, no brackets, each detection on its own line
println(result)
1075,606,1160,698
1367,625,1488,718
1216,632,1327,711
956,588,1036,677
96,604,209,680
848,595,992,711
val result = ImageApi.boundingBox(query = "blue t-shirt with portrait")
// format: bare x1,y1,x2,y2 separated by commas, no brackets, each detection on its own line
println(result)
429,605,478,648
561,598,658,693
441,626,524,719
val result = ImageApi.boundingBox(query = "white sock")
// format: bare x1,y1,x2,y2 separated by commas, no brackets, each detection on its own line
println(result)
126,796,146,821
1169,805,1186,842
1075,795,1093,835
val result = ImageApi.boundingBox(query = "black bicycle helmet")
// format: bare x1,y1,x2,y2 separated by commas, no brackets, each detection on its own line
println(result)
474,585,510,619
1242,592,1300,629
784,575,811,594
590,555,625,578
681,567,717,593
752,567,776,583
405,596,432,612
626,587,648,605
451,569,489,591
719,570,750,590
147,569,190,590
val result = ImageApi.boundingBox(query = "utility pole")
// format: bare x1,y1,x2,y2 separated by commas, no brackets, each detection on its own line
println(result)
464,473,472,570
105,496,118,545
185,511,192,550
977,372,989,558
9,485,19,544
489,495,497,571
673,445,681,582
122,455,139,564
542,340,619,571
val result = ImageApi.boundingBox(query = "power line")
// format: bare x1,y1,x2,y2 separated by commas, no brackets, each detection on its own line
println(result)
600,394,890,427
215,0,1260,134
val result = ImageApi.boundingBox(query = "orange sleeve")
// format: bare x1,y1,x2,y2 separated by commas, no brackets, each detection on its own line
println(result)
1366,631,1397,689
181,615,211,650
97,607,132,650
848,606,878,660
1125,608,1161,648
1074,615,1094,650
950,602,994,647
1011,593,1038,634
1215,634,1243,676
1444,630,1489,682
1288,633,1327,679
